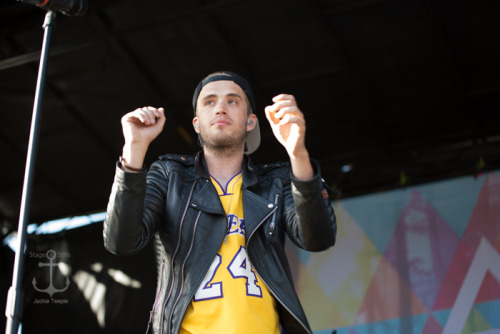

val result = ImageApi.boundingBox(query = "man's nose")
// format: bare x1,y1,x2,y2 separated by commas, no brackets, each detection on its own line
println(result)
215,101,227,114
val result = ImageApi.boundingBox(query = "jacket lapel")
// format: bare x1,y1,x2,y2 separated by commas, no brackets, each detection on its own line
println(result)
190,181,225,215
242,189,276,240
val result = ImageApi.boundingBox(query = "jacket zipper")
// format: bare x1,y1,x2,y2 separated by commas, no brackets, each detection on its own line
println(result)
247,200,278,244
268,194,279,236
148,259,166,324
160,181,197,334
172,207,227,333
248,195,312,334
167,210,202,333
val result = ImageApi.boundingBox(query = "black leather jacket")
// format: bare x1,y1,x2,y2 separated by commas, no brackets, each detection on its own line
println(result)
103,152,336,334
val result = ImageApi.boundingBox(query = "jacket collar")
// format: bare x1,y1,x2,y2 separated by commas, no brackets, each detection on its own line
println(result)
194,151,210,179
194,151,258,188
242,155,258,188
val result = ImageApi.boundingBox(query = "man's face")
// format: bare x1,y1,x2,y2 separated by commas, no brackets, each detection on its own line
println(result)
193,80,254,152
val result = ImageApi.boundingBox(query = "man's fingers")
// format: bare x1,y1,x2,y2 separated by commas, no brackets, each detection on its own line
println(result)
272,94,295,103
156,107,166,126
266,95,302,118
266,104,303,122
276,106,302,120
267,100,293,113
278,114,306,128
265,106,278,124
125,106,165,126
138,106,157,125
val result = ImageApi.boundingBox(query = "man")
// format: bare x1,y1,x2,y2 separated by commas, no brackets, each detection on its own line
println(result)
103,71,337,334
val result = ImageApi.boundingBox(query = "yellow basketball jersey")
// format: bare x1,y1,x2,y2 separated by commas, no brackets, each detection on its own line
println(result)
180,172,279,334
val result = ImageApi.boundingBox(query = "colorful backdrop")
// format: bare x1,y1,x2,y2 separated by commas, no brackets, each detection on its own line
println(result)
286,170,500,334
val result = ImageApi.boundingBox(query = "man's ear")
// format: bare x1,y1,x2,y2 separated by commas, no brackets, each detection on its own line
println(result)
247,114,257,131
193,117,200,133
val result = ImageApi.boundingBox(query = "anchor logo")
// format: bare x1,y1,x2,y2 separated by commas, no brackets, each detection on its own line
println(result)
32,250,70,298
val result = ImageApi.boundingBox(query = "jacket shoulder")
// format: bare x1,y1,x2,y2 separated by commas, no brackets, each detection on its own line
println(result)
253,161,291,180
151,154,197,180
158,154,195,166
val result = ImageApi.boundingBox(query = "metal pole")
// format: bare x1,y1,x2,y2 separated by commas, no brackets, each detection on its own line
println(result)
5,10,56,334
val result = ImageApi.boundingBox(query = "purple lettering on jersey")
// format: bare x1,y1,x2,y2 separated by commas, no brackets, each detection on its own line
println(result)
227,214,245,237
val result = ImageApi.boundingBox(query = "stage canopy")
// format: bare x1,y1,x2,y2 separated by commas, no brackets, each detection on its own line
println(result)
0,0,499,229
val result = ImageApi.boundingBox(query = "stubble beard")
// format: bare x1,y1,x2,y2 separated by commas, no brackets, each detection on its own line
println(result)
200,127,247,158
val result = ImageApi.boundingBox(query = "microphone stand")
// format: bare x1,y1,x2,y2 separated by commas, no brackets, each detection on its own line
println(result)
5,10,56,334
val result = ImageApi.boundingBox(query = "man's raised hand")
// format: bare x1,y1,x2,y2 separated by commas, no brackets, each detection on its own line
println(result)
121,106,166,146
120,106,166,171
264,95,307,159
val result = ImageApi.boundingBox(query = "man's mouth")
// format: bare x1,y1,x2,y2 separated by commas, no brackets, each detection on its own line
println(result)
211,118,231,126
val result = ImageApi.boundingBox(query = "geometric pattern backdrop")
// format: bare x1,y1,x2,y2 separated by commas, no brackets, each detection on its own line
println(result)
286,170,500,334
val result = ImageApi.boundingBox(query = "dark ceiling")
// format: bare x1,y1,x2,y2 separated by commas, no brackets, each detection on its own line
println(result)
1,0,500,229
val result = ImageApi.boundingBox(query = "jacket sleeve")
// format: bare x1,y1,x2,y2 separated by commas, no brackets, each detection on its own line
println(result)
284,160,337,252
103,161,167,255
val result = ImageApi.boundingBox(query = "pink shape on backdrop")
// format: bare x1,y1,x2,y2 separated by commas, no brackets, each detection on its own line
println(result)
353,257,427,323
433,173,500,310
384,190,460,309
421,314,443,334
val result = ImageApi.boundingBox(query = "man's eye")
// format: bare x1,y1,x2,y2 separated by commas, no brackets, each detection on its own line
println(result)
204,100,215,106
